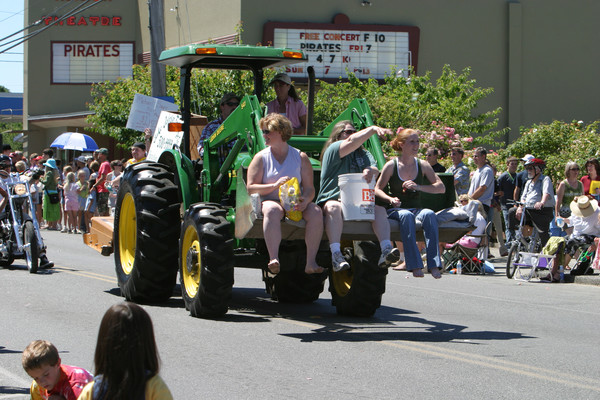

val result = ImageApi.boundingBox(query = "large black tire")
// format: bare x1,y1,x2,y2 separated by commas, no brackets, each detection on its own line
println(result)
0,240,14,267
23,221,39,274
179,203,234,318
265,240,326,303
329,241,387,317
114,162,181,303
506,242,520,279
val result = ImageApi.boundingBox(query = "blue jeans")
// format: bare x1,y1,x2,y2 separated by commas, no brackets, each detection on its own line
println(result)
387,208,441,271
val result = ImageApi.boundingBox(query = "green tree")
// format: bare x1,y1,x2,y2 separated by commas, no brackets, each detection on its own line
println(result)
496,120,600,184
87,64,504,153
309,65,506,157
0,85,9,93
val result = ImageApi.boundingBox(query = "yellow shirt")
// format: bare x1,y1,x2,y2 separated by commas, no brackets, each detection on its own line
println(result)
77,374,173,400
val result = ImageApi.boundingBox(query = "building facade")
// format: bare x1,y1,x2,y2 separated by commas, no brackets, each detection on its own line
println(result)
23,0,600,156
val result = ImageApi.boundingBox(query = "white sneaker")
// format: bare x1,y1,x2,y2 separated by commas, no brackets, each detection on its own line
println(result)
331,251,350,272
60,227,68,233
379,246,400,268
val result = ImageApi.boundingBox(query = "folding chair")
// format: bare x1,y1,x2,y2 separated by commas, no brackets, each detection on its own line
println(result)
512,237,564,282
443,221,492,274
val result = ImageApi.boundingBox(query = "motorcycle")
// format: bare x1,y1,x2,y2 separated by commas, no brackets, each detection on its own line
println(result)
0,173,50,273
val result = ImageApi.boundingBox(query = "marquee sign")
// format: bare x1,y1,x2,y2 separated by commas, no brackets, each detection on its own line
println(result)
51,41,134,84
263,16,419,81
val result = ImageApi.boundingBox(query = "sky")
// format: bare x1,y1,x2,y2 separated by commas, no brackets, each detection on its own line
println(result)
0,1,24,93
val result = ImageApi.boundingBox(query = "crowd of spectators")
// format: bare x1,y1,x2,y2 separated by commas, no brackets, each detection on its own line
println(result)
5,142,146,234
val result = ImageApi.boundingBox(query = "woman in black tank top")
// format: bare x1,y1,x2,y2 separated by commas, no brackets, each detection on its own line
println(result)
375,129,445,278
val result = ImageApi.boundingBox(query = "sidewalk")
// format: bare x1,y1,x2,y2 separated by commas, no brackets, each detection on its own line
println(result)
486,247,600,286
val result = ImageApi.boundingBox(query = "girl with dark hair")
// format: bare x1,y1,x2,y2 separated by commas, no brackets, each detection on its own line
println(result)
78,302,173,400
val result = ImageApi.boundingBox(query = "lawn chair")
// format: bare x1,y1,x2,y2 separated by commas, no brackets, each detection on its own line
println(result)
443,221,492,274
512,236,564,282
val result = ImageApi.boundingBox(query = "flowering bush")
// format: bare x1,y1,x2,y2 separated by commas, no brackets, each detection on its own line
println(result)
497,120,600,183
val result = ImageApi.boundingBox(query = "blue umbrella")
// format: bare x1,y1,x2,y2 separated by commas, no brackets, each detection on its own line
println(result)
50,132,99,152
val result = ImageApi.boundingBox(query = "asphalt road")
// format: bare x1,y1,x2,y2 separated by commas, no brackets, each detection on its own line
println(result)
1,231,600,399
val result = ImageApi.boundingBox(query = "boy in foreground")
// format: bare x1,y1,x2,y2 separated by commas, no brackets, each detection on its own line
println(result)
22,340,92,400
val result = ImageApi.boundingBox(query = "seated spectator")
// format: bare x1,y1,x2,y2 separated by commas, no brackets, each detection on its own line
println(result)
317,121,399,272
445,195,487,249
246,113,323,275
78,302,173,400
543,196,600,281
22,339,92,400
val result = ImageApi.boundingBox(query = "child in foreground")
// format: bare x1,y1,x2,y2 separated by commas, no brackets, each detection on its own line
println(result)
78,302,173,400
22,339,92,400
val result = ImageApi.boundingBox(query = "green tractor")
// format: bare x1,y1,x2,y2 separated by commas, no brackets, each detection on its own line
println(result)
113,44,460,319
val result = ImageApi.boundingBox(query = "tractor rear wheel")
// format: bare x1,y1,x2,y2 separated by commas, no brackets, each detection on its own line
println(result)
329,241,388,317
265,240,326,303
179,203,234,318
114,162,181,303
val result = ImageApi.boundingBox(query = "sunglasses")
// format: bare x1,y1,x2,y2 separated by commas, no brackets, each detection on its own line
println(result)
525,166,534,170
570,167,580,171
224,101,239,107
341,129,357,135
262,129,274,135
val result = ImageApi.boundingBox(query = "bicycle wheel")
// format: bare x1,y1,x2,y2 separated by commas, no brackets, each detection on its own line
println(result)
506,242,521,279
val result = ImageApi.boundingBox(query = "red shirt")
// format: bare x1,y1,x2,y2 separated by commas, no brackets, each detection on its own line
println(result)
31,364,93,400
97,161,112,193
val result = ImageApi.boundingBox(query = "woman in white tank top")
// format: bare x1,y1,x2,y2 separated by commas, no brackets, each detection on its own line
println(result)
247,113,323,275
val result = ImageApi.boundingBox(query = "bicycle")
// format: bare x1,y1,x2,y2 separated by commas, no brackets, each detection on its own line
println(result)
506,201,543,279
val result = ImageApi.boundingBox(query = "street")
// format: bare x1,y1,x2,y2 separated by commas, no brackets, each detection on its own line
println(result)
1,230,600,399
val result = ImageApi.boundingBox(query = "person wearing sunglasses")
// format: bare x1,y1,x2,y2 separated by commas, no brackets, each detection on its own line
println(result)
497,156,520,243
197,92,241,160
247,113,324,276
508,158,555,247
555,161,584,224
316,121,399,272
266,73,307,135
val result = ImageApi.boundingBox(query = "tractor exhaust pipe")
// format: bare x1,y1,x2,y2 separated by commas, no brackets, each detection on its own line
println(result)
307,66,315,135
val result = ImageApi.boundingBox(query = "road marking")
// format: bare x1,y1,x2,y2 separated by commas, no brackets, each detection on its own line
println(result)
253,311,600,392
0,364,30,388
53,266,117,284
388,281,600,316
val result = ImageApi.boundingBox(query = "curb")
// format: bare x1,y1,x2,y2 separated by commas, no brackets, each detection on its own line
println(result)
487,254,600,286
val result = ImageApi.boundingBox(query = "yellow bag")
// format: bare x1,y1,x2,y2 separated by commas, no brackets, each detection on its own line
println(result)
279,177,302,221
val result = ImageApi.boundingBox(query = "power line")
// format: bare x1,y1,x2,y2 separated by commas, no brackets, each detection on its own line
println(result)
0,0,104,55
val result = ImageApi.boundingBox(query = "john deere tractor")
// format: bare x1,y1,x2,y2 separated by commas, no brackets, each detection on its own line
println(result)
112,44,462,319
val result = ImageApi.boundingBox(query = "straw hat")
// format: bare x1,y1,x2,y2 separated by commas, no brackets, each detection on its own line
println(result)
570,196,599,217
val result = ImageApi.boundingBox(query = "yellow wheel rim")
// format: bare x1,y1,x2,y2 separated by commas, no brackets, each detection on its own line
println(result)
331,240,353,297
118,193,137,275
331,269,352,297
181,225,201,298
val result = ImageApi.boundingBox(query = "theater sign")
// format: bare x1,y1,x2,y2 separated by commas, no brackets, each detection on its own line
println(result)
264,16,419,81
51,41,134,84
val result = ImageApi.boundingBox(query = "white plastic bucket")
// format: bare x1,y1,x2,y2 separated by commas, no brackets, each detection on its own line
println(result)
338,173,375,221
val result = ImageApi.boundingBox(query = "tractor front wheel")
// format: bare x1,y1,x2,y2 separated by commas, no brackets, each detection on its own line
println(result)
114,162,181,303
179,203,234,318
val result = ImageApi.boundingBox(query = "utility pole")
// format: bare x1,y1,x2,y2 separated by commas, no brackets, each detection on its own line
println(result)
149,0,166,97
